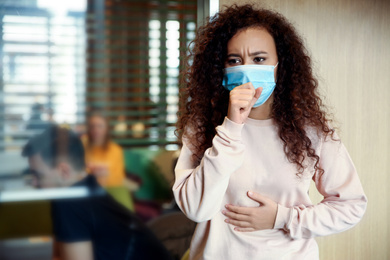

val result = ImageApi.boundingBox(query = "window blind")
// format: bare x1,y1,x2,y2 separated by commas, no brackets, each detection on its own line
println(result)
0,0,197,157
86,0,197,149
0,0,87,154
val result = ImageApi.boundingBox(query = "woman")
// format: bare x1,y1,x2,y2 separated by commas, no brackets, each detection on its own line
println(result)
82,113,126,187
173,5,367,260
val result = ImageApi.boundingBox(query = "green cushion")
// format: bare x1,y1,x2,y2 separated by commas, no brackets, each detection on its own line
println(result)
124,148,172,201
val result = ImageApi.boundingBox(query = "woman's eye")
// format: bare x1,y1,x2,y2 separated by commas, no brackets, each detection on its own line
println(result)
254,57,265,63
227,58,241,65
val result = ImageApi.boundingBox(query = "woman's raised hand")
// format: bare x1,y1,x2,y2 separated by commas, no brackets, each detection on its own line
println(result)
227,83,262,124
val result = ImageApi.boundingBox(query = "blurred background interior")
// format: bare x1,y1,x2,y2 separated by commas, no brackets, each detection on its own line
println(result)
0,0,204,259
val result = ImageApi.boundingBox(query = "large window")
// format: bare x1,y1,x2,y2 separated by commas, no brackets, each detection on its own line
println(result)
86,0,197,150
0,0,197,183
0,1,87,153
0,0,197,156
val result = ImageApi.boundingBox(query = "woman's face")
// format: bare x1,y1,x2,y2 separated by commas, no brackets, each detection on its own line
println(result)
225,27,278,70
88,116,107,144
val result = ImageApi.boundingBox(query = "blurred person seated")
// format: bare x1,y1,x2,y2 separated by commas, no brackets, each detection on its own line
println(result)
22,126,173,260
82,112,138,191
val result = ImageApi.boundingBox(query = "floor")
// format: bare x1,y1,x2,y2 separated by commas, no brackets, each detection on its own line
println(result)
0,237,52,260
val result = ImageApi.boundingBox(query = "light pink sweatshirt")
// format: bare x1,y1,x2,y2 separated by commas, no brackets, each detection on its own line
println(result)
173,117,367,260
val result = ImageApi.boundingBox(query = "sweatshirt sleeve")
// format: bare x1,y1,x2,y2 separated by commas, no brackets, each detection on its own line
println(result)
274,134,367,239
172,117,245,222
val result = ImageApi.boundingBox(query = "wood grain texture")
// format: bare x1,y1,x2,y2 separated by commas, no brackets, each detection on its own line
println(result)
218,0,390,259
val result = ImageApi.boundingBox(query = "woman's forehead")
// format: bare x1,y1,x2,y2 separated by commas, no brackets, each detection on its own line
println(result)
227,28,276,54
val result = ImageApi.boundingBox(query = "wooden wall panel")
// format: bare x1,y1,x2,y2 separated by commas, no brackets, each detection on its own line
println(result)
218,0,390,259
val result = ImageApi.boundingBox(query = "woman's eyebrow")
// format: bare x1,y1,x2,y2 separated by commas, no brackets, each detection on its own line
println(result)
227,51,268,58
226,53,241,58
249,51,267,56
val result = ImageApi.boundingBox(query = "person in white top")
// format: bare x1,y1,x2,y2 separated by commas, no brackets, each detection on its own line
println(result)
173,4,367,260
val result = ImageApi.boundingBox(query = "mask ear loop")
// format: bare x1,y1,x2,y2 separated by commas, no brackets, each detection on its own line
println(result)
274,62,279,82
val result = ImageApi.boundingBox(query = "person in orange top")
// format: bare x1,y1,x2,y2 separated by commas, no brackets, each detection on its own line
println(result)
82,113,126,187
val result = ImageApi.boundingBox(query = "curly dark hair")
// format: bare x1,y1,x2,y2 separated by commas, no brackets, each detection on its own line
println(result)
176,4,335,176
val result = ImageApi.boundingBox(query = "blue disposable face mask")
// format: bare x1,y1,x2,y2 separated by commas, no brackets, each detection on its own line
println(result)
222,63,278,107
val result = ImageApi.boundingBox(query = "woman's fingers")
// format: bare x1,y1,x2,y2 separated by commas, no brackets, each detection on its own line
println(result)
230,82,256,97
249,87,262,107
225,204,252,215
224,218,251,228
227,82,258,124
222,209,250,221
230,90,255,105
